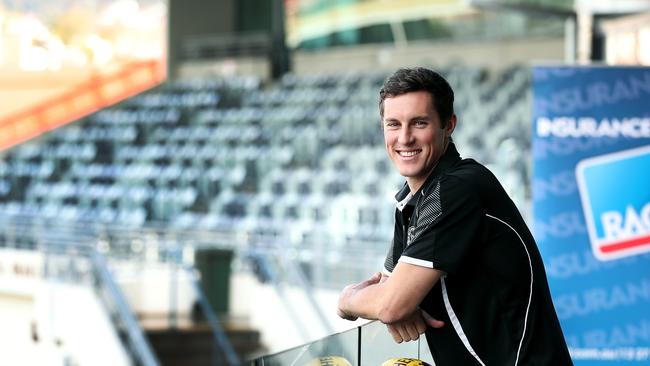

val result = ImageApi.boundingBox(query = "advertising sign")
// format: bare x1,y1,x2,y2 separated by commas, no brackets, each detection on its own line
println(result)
576,145,650,261
532,66,650,364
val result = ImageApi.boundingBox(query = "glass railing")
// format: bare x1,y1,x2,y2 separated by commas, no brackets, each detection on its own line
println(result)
0,214,434,365
250,320,434,365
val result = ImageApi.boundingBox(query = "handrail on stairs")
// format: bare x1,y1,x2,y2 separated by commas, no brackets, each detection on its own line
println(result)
41,241,160,366
91,249,161,366
183,263,242,366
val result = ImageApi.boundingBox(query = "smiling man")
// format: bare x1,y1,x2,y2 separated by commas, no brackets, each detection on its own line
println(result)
337,68,573,365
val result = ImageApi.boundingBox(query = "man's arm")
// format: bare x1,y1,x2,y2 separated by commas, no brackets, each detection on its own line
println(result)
338,261,444,324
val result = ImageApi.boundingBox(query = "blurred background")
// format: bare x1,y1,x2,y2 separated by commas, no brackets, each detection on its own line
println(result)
0,0,648,365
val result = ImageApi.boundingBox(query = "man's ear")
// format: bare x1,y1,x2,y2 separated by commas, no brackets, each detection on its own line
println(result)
445,114,457,137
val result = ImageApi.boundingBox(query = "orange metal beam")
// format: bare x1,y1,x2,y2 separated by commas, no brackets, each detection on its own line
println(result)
0,60,166,151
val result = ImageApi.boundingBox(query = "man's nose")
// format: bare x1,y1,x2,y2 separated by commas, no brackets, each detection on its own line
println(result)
398,126,413,145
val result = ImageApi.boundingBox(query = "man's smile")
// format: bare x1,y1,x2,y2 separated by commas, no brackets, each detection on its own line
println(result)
397,149,422,158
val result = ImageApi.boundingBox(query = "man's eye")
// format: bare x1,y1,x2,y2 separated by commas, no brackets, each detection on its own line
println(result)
415,120,428,126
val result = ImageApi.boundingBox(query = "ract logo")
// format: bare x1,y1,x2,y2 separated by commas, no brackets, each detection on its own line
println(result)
576,145,650,261
600,204,650,253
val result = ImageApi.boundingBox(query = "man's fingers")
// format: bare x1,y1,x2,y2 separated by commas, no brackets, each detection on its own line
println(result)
366,272,382,285
410,311,427,334
421,309,445,328
396,324,412,342
337,308,357,321
416,319,427,334
356,272,383,288
338,311,359,321
387,323,411,344
387,324,403,343
386,310,441,345
379,273,389,283
405,322,420,341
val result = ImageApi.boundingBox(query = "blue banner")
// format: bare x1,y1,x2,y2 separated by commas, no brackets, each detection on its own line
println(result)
532,66,650,364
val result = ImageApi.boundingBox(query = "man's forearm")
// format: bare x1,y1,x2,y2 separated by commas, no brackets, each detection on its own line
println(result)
339,264,443,324
339,280,385,320
339,275,416,323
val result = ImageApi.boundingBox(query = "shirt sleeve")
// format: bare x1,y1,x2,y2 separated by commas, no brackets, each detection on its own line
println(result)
399,176,484,275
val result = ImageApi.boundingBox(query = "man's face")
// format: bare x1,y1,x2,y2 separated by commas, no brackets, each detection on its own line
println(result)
382,91,456,192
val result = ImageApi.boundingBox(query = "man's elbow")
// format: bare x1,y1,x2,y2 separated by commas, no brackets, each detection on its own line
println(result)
377,304,411,324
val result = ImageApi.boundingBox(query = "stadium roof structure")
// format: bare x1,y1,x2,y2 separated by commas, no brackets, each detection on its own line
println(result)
468,0,574,16
286,0,478,47
286,0,650,49
470,0,650,15
575,0,650,14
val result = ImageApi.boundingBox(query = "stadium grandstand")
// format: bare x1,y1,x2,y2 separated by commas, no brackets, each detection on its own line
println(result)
0,0,649,365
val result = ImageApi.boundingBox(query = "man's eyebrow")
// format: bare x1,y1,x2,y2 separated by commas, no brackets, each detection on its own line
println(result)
410,115,430,121
384,115,430,122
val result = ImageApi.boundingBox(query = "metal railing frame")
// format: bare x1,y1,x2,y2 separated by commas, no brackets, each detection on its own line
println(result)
40,240,160,366
0,212,389,365
183,263,241,366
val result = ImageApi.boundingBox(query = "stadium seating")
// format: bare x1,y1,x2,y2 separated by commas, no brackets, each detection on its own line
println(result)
0,66,532,261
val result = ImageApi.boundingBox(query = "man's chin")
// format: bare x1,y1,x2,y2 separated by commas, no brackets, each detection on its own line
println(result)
398,168,421,178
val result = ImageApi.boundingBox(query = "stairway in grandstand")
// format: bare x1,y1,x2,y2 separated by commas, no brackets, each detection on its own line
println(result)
143,316,264,366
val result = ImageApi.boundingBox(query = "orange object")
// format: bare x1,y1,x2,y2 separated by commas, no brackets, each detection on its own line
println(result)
0,59,165,151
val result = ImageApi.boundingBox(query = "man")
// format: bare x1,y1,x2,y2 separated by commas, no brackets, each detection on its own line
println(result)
337,67,572,365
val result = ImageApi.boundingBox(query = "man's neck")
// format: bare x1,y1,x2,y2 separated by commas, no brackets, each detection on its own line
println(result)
406,168,435,194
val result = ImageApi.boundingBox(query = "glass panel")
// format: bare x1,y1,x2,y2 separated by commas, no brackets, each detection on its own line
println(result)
359,321,422,365
260,326,359,366
419,338,435,365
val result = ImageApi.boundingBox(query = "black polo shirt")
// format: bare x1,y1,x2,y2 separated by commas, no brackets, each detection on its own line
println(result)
384,143,572,366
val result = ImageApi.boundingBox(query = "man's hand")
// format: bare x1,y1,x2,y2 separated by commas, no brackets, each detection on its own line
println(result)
386,308,444,343
337,272,383,321
336,264,444,326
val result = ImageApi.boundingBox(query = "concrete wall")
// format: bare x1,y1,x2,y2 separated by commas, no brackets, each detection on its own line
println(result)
177,37,565,80
0,249,131,366
113,261,197,317
178,57,270,81
292,37,565,75
229,271,371,354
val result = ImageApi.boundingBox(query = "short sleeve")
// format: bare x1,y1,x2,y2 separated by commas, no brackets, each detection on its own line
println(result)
399,176,484,274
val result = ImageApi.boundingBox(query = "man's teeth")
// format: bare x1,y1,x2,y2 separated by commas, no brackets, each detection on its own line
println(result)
399,151,419,157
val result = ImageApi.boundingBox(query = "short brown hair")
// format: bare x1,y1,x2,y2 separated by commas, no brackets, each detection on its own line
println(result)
379,67,455,127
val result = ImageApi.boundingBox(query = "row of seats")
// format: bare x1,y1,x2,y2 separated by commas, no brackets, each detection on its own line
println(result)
89,108,182,125
10,142,96,161
278,71,387,89
0,202,147,226
0,161,55,178
55,126,139,142
0,66,532,243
